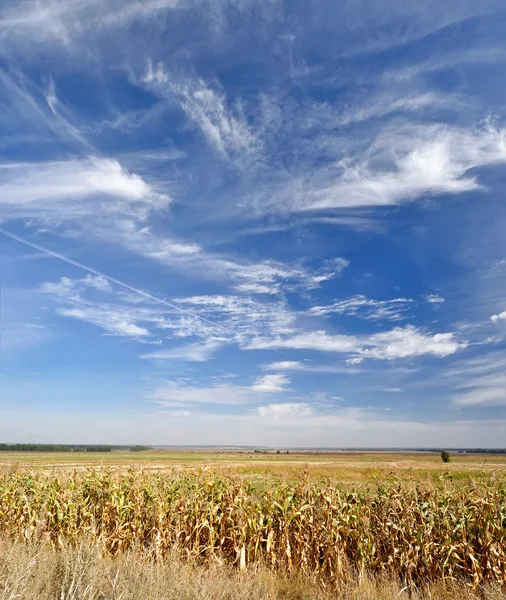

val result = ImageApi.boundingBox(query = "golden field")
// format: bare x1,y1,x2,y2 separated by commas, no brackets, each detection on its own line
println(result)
0,449,505,483
0,451,505,599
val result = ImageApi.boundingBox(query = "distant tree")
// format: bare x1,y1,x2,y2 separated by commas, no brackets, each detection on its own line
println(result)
276,450,280,454
0,444,71,452
84,446,112,452
130,445,151,452
441,450,451,463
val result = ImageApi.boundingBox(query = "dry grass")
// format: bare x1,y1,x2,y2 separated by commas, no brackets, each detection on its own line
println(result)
0,450,504,486
0,539,505,600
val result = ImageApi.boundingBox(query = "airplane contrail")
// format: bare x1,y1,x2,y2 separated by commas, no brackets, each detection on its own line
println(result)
0,227,229,333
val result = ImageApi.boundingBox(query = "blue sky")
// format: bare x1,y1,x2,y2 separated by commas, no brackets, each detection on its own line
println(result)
1,0,506,446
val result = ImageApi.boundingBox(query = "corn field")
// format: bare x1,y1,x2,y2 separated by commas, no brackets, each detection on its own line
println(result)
0,469,505,587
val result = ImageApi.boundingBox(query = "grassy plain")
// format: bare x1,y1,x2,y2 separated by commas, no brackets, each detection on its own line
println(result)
0,449,504,485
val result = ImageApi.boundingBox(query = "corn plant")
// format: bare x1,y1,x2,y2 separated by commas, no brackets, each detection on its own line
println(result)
0,469,504,587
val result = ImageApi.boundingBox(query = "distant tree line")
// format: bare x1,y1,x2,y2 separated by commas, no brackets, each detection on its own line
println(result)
460,449,506,454
0,444,114,452
432,448,506,455
0,444,153,452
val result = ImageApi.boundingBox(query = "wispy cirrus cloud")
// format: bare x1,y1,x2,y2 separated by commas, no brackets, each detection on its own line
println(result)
151,372,291,407
142,255,349,296
309,295,413,321
59,306,151,338
446,353,506,406
262,360,362,374
264,361,303,371
143,64,261,164
40,274,111,296
150,382,253,406
38,275,296,347
170,295,296,340
0,0,182,50
140,339,224,362
248,326,467,362
39,272,462,369
282,122,506,213
41,275,154,339
0,157,169,223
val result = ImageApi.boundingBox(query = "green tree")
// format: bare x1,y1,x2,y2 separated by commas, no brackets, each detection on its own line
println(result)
441,450,451,463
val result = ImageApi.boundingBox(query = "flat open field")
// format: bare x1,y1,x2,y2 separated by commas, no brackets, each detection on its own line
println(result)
0,450,505,485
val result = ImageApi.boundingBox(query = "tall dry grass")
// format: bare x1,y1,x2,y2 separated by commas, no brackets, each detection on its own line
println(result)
0,469,505,592
0,540,504,600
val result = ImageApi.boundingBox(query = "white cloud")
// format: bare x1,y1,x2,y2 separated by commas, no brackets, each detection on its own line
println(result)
171,294,296,340
140,339,224,362
40,275,166,340
264,361,303,371
251,373,290,393
248,326,466,361
151,372,292,407
358,327,465,361
425,294,445,304
90,218,348,294
45,77,57,114
446,354,506,407
234,283,277,294
308,215,385,232
346,357,364,365
333,92,453,127
40,274,467,365
40,274,111,296
491,311,506,323
150,369,292,409
283,122,506,212
453,373,505,406
248,331,358,353
39,275,298,347
256,403,311,419
263,360,361,374
142,65,260,164
93,219,202,258
58,306,150,338
150,382,252,406
210,256,348,295
0,157,169,222
0,0,182,50
309,295,413,321
309,391,344,405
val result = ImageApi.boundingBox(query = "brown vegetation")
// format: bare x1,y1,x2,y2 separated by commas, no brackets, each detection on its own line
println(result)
1,539,505,600
0,468,505,593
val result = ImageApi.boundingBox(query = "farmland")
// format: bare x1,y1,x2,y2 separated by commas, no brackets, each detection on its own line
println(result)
0,449,505,484
0,451,505,599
